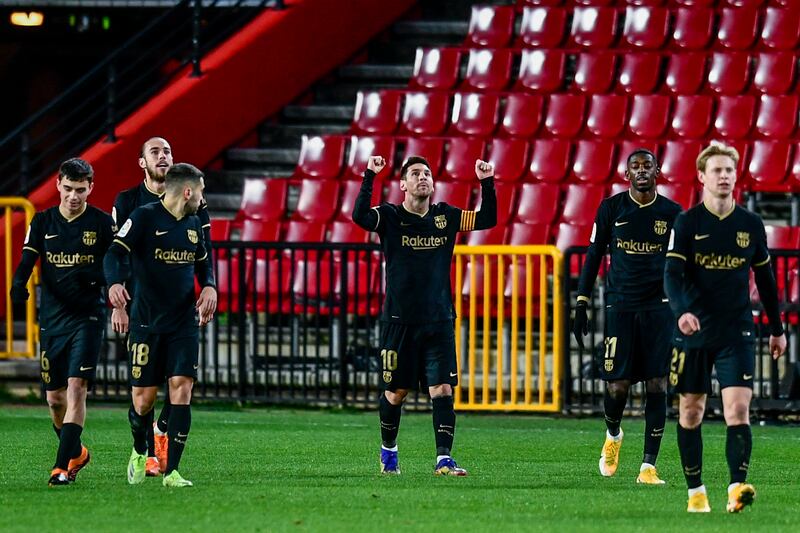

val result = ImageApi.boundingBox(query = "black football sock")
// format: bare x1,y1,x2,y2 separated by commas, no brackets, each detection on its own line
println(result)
53,423,61,439
603,388,627,437
677,423,703,489
643,392,667,465
379,394,401,448
128,405,152,455
432,395,456,456
146,422,156,458
157,395,172,434
165,404,191,475
55,423,83,470
726,424,752,484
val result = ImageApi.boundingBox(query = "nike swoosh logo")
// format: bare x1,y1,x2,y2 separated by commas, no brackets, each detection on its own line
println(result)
449,372,458,377
694,234,710,240
400,222,412,227
614,221,629,227
177,433,188,438
193,364,199,370
155,230,168,236
743,374,753,380
79,366,94,371
45,234,58,239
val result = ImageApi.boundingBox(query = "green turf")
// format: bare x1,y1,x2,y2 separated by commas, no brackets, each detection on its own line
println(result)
1,405,799,532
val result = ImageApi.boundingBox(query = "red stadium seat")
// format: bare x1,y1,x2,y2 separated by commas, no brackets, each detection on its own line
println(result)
443,137,485,181
661,140,703,184
465,224,507,246
241,219,281,242
463,49,513,91
560,183,604,225
571,140,615,184
237,178,287,222
411,48,460,90
544,94,586,138
516,182,560,224
670,8,713,50
706,52,750,95
291,258,338,314
466,5,515,48
664,52,706,95
249,257,293,314
295,135,346,179
518,6,567,48
721,0,764,6
210,219,231,242
759,7,800,50
516,49,566,93
328,219,371,245
568,7,619,49
526,139,571,183
507,221,551,245
585,94,628,139
571,52,617,94
671,95,713,139
215,255,243,313
614,140,660,181
672,0,714,5
384,182,404,205
752,52,797,95
765,224,799,250
622,7,668,49
555,222,594,275
400,92,449,136
450,92,500,138
716,8,758,50
722,140,750,176
485,138,528,182
338,257,382,316
283,220,327,245
617,53,661,94
336,179,382,221
401,137,445,175
433,180,473,208
657,183,695,210
474,181,516,225
787,142,800,191
746,140,792,192
352,90,401,135
294,179,339,223
498,93,543,138
755,95,799,138
713,95,756,139
608,181,627,197
627,94,670,138
343,135,395,181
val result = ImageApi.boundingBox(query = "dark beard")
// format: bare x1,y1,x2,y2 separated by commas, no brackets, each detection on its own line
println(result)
146,166,167,183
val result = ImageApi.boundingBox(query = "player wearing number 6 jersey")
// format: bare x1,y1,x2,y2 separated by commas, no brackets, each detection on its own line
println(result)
353,155,496,476
664,142,786,513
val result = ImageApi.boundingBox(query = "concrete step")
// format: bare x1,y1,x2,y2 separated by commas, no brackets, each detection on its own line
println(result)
260,123,352,146
282,104,354,121
226,147,300,165
393,20,468,38
338,64,413,81
313,82,408,105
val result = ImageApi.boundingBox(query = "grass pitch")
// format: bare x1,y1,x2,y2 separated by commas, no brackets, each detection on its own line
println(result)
1,405,799,532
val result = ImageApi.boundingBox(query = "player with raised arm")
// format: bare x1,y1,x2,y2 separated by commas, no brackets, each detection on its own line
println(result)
105,162,216,488
10,158,115,486
353,154,496,476
664,142,786,512
573,150,682,484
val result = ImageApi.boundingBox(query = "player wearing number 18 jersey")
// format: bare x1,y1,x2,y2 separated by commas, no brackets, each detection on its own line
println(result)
353,155,496,476
573,150,682,484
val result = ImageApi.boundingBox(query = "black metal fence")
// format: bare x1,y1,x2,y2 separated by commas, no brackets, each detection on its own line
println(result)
85,241,800,415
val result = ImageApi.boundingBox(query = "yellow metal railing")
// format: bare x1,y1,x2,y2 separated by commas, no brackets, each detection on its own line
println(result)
1,197,38,359
453,245,563,412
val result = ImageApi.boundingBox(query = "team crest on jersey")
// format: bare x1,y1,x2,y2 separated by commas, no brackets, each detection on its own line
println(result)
654,220,667,236
434,215,447,229
132,366,141,379
82,231,97,246
736,231,750,248
383,371,392,383
604,360,614,372
187,229,198,244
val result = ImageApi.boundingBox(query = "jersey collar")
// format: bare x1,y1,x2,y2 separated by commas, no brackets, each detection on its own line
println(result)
628,189,657,208
58,203,87,222
702,200,736,221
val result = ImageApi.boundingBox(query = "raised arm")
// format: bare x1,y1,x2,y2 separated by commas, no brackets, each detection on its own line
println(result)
352,156,385,231
473,159,496,231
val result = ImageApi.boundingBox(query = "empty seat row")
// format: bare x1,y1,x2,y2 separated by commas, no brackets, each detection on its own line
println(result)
354,90,800,140
411,47,798,95
471,4,800,50
517,1,795,9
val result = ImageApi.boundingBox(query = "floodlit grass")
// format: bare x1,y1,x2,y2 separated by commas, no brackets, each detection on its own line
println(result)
1,405,799,532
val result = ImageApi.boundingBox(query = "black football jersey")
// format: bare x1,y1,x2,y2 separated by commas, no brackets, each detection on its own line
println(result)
577,191,682,311
22,205,115,335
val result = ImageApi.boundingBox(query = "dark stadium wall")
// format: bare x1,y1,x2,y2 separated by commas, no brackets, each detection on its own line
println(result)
26,0,415,213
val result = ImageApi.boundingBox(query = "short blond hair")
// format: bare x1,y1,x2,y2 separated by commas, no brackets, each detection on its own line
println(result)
696,141,740,173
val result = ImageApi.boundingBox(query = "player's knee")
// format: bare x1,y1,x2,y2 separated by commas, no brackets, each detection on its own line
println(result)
725,402,750,425
680,404,704,428
606,381,629,400
385,389,407,405
645,377,667,393
67,378,89,397
47,396,65,412
429,383,452,398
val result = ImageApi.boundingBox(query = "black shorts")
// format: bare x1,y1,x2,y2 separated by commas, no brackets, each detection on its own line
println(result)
379,321,457,391
669,338,755,394
40,324,104,391
128,330,199,388
600,307,673,382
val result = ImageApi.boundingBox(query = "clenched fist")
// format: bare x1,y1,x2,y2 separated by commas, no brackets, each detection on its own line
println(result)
367,156,386,174
475,159,494,180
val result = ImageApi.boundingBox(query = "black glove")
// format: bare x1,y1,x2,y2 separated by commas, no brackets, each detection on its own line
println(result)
572,300,589,350
10,285,29,303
